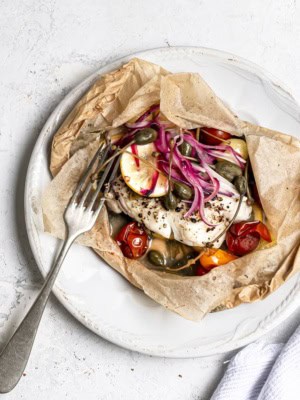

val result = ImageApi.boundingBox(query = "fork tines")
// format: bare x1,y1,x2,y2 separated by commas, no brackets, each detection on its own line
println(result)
70,142,120,213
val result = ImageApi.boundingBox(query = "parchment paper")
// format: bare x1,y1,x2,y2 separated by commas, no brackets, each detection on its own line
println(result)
42,58,300,321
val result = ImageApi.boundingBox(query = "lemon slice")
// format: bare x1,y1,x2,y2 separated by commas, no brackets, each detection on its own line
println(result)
120,143,168,197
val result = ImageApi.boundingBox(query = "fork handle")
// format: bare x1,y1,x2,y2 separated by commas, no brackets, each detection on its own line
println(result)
0,234,76,393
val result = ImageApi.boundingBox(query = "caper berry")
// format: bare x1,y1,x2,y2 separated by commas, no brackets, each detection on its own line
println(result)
162,191,178,210
134,128,157,145
178,141,192,157
215,160,242,182
148,250,165,266
173,181,194,200
234,175,247,195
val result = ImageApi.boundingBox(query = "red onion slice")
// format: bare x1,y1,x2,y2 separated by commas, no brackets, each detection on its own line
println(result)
122,106,244,225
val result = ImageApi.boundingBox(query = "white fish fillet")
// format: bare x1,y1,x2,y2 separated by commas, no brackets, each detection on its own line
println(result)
109,178,252,248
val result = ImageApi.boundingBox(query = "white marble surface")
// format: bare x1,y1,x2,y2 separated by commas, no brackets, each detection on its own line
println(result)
0,0,300,399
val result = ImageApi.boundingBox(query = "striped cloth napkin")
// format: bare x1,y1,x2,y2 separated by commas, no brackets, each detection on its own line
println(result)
211,324,300,400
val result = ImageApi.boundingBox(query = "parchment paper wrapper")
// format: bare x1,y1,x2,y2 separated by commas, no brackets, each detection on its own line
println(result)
43,58,300,321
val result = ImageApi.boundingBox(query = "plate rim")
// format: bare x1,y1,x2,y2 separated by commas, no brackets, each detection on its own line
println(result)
24,46,300,358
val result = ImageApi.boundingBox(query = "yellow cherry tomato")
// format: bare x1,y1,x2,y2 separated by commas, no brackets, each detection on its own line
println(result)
200,248,238,270
227,138,248,160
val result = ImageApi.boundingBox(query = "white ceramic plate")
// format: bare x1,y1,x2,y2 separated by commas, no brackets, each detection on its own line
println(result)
25,47,300,358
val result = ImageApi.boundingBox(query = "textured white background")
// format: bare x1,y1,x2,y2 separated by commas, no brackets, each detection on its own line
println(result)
0,1,300,399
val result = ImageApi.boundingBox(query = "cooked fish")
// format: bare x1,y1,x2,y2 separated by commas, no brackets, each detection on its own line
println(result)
108,178,252,248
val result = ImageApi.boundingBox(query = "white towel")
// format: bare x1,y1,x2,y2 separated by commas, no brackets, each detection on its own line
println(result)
211,325,300,400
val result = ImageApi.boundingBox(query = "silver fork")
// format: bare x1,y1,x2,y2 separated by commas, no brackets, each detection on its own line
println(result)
0,142,120,393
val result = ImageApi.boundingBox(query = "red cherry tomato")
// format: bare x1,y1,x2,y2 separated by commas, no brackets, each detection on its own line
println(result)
226,221,271,256
226,231,260,256
200,128,232,145
116,222,149,259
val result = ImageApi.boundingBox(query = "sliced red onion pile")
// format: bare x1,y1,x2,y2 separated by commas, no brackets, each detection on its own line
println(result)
123,105,246,225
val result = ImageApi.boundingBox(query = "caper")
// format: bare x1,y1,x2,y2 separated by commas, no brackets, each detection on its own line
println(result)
173,181,194,200
178,141,192,157
162,191,178,210
234,175,247,195
148,250,165,266
215,160,242,182
134,128,157,145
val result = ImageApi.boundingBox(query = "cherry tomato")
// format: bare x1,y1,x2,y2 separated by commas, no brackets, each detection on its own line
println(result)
227,231,260,257
116,222,149,259
200,128,232,145
200,248,238,270
226,221,271,256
